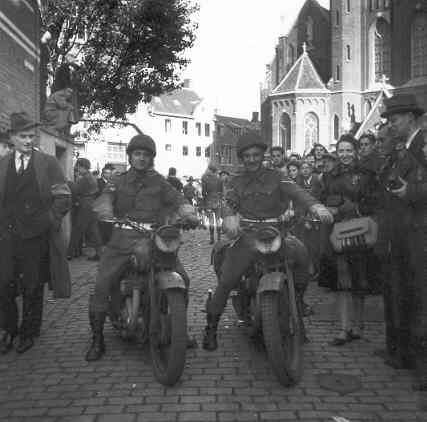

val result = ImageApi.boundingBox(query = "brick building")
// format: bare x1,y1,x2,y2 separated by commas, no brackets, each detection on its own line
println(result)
212,113,261,173
261,0,427,154
0,0,41,131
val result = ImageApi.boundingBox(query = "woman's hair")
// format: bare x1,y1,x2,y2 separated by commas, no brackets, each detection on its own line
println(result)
300,160,312,168
336,133,358,151
270,146,284,154
359,133,376,145
309,143,328,156
286,160,301,171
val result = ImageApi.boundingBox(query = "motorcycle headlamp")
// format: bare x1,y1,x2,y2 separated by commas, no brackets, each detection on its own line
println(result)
154,226,182,253
254,227,282,254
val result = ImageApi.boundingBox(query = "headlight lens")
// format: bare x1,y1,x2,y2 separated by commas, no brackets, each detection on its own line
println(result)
154,227,182,252
254,227,282,254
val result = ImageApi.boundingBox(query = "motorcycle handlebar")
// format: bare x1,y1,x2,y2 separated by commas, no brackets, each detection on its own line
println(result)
100,217,200,232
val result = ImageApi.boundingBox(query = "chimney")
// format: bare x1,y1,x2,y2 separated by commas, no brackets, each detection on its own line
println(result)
251,112,259,123
183,78,191,88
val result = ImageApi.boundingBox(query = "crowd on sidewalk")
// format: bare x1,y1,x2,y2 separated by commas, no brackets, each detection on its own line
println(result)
1,92,427,391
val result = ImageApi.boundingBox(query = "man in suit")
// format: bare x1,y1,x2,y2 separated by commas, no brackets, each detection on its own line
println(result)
0,112,72,354
383,94,425,165
381,95,427,384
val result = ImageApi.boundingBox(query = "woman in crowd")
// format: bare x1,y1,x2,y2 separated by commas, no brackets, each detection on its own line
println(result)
321,134,379,345
310,143,328,174
286,160,302,183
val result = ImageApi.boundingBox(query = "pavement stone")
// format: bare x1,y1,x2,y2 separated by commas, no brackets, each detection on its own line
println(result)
0,230,426,421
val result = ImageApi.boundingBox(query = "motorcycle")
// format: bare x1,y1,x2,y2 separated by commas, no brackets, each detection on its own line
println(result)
105,217,193,386
211,215,320,387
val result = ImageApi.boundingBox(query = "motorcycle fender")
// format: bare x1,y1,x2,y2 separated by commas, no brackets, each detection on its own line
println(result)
257,272,286,294
155,271,186,290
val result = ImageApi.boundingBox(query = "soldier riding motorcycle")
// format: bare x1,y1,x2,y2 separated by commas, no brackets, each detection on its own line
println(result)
86,134,199,381
202,131,333,386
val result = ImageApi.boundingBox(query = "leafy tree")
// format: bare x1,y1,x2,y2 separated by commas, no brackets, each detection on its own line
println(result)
40,0,198,119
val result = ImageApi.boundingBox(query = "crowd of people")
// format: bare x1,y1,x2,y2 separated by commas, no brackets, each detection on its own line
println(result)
1,92,427,392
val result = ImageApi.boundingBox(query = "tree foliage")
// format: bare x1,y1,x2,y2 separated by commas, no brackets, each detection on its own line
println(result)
41,0,198,119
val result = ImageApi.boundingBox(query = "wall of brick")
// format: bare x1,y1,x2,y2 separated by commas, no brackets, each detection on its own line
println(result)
0,0,40,130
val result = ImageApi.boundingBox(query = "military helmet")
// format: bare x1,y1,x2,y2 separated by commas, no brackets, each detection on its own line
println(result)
236,130,267,157
126,133,156,157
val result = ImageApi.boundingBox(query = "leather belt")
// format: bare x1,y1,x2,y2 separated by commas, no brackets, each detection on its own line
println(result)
241,218,279,224
114,222,153,230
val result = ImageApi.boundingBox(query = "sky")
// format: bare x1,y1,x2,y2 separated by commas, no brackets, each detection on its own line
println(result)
183,0,329,119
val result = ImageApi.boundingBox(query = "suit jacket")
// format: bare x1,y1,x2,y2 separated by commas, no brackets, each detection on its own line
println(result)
408,130,427,169
0,150,72,298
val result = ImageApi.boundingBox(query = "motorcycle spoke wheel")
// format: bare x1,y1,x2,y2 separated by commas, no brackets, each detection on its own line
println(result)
150,289,187,386
260,290,303,387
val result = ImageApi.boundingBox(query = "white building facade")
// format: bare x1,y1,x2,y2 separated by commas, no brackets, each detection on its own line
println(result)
73,81,215,179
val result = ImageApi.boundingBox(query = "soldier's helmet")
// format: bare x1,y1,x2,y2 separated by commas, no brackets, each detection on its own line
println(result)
236,130,267,158
126,133,156,157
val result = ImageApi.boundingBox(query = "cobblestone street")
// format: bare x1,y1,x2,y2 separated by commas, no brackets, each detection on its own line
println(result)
0,230,426,422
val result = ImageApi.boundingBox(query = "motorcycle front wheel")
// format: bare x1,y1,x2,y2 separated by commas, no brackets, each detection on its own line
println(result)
260,289,303,387
150,288,187,386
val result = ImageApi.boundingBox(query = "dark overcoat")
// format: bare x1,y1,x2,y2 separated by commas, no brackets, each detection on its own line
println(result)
0,150,72,298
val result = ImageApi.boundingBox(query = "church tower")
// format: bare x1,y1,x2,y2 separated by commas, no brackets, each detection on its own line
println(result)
329,0,365,137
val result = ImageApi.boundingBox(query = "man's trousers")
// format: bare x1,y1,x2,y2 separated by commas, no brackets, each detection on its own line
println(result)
0,231,48,338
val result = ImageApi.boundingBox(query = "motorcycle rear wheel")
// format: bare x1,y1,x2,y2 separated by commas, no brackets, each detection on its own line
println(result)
260,289,303,387
150,288,187,386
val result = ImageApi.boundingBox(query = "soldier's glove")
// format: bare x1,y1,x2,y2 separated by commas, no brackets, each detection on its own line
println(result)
309,204,334,224
222,215,240,239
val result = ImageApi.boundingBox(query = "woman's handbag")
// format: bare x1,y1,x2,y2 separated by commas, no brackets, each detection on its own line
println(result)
329,216,378,253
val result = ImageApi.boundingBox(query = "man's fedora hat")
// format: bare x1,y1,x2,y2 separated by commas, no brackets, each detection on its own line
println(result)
9,111,40,134
381,93,425,118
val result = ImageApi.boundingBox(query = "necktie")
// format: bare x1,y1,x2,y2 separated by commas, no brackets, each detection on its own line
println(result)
17,154,25,175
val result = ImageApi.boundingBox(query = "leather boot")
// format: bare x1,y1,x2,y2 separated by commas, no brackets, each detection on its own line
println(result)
202,313,219,351
86,312,106,361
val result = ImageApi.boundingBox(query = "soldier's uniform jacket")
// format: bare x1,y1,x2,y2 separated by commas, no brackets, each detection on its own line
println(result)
201,171,223,209
223,167,317,219
104,167,186,224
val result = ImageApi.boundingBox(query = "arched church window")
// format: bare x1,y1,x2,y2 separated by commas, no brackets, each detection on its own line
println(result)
304,112,319,150
280,113,292,151
411,14,427,78
333,115,340,140
374,18,391,82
